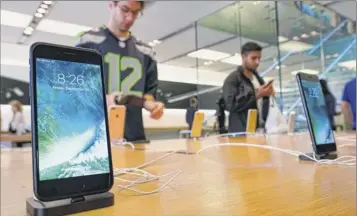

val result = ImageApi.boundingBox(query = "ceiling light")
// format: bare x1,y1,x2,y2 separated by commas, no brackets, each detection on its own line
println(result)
253,1,261,5
37,8,47,14
1,58,28,67
34,12,43,18
220,54,242,65
36,19,92,37
301,33,309,38
148,42,155,47
24,26,34,35
1,10,32,28
338,60,356,69
43,1,53,5
188,49,230,61
291,69,319,76
325,55,332,59
333,53,339,58
279,41,313,53
153,39,161,44
293,36,300,41
311,31,319,36
278,36,289,43
40,4,49,9
203,61,214,66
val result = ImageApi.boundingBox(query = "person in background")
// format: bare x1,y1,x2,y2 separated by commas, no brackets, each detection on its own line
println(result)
75,1,164,142
216,90,227,134
8,100,28,147
320,79,336,130
186,97,198,130
341,77,356,130
223,42,274,133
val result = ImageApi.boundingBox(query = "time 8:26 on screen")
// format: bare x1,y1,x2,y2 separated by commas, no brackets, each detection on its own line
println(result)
39,57,92,92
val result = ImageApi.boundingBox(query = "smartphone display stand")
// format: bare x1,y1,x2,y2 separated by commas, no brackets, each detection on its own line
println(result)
298,152,338,162
26,192,114,216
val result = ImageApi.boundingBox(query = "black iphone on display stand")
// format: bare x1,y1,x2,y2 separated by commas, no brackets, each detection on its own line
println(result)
28,43,114,215
296,72,337,160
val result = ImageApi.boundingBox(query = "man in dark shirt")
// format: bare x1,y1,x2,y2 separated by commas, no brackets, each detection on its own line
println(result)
76,1,164,141
216,91,227,134
222,42,274,133
186,97,198,130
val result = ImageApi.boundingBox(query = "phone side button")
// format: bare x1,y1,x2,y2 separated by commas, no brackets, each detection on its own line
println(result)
29,85,31,98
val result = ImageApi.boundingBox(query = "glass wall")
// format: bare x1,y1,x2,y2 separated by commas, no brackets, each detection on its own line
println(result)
187,0,356,133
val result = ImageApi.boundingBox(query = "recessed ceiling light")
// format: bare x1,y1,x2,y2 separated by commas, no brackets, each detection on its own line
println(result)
40,4,49,9
278,36,289,43
220,54,242,65
34,12,43,18
293,36,300,41
153,39,161,44
24,26,34,35
279,41,313,53
187,49,230,61
311,31,319,36
301,33,309,38
203,61,214,66
291,69,319,76
43,1,53,5
37,8,47,14
1,58,28,67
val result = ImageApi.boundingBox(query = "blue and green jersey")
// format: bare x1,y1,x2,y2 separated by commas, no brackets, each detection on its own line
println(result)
75,26,158,141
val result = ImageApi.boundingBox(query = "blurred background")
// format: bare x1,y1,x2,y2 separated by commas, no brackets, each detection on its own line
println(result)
1,1,356,141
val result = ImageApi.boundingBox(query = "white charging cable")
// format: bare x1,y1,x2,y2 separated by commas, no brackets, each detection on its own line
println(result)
113,151,181,195
196,143,356,166
111,138,135,150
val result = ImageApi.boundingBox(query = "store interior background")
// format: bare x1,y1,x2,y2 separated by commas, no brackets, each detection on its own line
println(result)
1,1,356,139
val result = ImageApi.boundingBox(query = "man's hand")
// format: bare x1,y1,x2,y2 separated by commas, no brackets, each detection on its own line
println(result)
256,85,274,99
144,100,165,120
106,91,123,107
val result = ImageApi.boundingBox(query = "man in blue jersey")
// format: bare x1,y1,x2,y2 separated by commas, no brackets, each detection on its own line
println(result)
76,1,164,141
341,78,356,130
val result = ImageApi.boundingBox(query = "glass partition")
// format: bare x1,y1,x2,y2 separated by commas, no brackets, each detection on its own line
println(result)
190,0,356,134
276,1,356,132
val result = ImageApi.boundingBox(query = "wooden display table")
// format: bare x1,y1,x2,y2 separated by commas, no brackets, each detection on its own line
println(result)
0,132,355,216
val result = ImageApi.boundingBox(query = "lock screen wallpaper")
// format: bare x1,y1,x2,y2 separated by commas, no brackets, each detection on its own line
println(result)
301,80,335,145
36,58,110,181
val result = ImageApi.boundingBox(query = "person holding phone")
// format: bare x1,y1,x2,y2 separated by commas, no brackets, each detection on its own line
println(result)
223,42,274,133
75,1,164,142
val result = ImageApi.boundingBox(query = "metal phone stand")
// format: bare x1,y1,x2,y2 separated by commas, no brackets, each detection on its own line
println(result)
299,152,338,162
26,192,114,216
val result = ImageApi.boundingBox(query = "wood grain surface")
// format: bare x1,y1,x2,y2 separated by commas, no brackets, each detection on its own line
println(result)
1,132,356,216
0,133,31,142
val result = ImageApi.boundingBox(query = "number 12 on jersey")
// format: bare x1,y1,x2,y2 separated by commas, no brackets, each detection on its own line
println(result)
104,52,143,97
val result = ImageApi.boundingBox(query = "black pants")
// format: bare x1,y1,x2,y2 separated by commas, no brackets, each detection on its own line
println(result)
8,126,29,147
217,116,226,134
